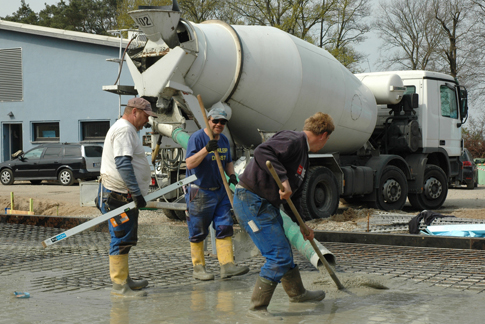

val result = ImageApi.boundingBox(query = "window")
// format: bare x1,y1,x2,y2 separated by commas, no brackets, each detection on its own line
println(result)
64,146,81,157
24,148,44,159
81,121,110,141
43,146,62,158
404,86,416,95
440,85,458,119
33,122,60,142
0,48,23,102
84,145,103,157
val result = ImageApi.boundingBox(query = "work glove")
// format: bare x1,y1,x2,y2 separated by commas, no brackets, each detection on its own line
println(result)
228,174,238,186
205,139,219,152
132,195,147,209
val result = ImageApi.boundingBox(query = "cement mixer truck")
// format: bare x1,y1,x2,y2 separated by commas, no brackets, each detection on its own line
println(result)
109,3,469,221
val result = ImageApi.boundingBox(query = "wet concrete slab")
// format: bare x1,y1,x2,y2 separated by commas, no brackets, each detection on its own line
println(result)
2,222,485,323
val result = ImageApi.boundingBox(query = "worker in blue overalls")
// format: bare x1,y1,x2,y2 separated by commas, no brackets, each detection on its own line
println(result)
185,106,249,280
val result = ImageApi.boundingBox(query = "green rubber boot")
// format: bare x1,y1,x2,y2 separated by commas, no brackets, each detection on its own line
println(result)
281,265,325,303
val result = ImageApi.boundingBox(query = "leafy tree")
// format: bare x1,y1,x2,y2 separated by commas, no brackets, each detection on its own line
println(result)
4,0,121,35
2,0,39,24
323,0,371,72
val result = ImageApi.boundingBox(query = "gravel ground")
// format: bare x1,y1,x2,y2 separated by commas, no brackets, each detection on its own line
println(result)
1,181,485,232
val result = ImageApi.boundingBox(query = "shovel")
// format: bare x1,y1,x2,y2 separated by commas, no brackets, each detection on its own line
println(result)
266,160,345,290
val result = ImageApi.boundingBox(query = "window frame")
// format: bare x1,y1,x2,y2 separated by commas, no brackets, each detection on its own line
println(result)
32,122,60,143
80,120,110,142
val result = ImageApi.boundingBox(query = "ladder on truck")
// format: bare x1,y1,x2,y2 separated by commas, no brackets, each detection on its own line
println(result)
102,29,140,117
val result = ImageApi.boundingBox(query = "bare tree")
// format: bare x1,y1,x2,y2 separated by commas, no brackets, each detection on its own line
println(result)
432,0,475,78
373,0,443,71
323,0,371,72
463,114,485,158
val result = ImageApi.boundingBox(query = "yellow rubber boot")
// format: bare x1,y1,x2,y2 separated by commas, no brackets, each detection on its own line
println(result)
191,242,214,281
109,255,147,297
216,237,249,279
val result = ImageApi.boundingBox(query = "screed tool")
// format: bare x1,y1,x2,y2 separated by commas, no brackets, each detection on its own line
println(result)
42,174,197,248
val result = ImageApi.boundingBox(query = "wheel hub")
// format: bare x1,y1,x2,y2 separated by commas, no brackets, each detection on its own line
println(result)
424,177,442,199
314,186,325,206
382,179,401,202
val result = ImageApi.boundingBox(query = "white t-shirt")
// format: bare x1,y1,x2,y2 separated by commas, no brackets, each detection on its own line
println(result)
100,118,150,196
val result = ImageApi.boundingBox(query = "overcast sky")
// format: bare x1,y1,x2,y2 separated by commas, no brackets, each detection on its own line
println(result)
0,0,60,18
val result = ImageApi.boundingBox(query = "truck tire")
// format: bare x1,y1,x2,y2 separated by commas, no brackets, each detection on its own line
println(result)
408,165,448,210
174,210,186,221
1,169,14,185
300,166,339,220
162,209,181,220
373,165,408,211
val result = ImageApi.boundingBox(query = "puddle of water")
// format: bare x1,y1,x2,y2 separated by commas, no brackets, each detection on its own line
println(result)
2,270,485,324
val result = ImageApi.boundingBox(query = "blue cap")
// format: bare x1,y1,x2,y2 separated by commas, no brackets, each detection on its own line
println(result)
207,107,229,120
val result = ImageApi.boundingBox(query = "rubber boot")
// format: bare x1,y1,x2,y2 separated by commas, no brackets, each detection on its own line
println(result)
127,276,148,290
216,237,249,279
247,276,280,319
191,242,214,281
109,255,147,297
281,265,325,303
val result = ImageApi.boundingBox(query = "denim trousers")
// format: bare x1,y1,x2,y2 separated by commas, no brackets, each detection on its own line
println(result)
233,187,295,282
186,184,233,243
97,182,138,255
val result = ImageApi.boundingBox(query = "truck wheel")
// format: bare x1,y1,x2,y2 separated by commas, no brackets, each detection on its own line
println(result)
174,210,187,221
58,169,75,186
408,165,448,210
373,165,408,211
1,169,14,185
300,166,339,220
162,209,181,220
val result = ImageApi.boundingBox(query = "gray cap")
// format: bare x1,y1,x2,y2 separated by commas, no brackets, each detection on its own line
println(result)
207,107,229,120
127,97,157,117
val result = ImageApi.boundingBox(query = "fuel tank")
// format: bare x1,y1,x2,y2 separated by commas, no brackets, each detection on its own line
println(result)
128,9,379,154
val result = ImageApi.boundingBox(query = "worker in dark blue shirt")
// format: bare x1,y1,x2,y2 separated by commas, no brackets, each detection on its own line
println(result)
234,112,335,315
185,106,249,281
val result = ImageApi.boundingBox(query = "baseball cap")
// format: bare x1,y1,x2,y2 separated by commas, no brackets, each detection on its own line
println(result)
127,97,157,117
207,107,229,120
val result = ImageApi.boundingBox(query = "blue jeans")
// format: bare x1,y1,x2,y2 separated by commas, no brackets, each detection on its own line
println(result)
186,185,233,243
97,182,139,255
233,187,295,282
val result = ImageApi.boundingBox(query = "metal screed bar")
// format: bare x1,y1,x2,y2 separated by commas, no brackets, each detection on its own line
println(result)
41,174,197,248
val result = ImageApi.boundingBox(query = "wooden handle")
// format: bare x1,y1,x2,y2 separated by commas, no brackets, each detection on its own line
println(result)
197,95,234,206
151,135,162,164
265,161,309,235
266,160,344,290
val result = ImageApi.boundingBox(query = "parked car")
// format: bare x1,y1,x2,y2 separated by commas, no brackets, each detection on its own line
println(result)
0,143,102,186
453,148,478,189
